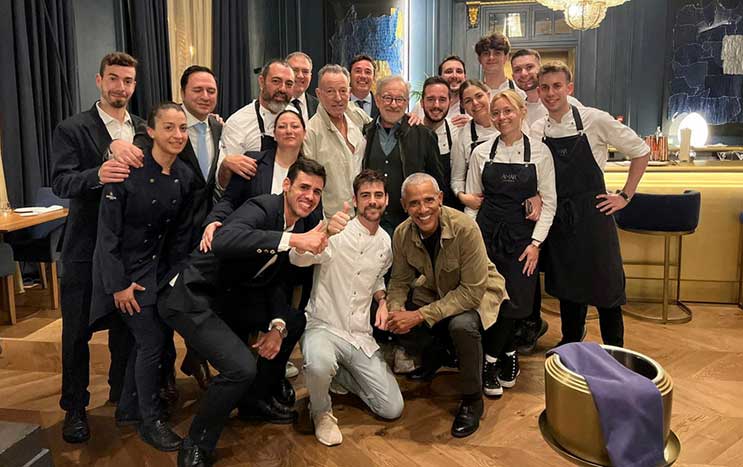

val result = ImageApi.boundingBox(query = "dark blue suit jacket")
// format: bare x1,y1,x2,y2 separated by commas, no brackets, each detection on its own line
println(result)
51,104,145,263
204,149,277,226
162,193,322,335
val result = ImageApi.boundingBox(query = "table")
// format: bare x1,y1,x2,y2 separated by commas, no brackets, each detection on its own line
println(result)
0,208,68,324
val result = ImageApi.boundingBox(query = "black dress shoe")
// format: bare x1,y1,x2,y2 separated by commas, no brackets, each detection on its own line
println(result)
238,398,298,424
138,419,182,451
181,353,212,391
517,319,549,355
407,361,442,381
451,398,483,438
274,377,296,407
178,439,214,467
62,409,90,443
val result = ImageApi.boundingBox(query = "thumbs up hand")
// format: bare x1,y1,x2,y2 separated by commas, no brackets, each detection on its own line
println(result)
289,220,329,254
327,201,352,236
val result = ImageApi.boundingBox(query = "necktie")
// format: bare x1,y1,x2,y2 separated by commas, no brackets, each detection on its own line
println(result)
355,100,365,110
194,122,210,178
292,98,304,122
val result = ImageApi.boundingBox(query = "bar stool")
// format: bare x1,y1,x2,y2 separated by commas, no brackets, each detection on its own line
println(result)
614,190,701,324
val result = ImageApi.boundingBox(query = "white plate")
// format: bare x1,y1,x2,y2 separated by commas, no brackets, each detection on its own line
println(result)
14,207,39,213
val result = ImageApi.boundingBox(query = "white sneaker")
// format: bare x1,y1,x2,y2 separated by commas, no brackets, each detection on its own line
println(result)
314,411,343,446
285,361,299,378
393,346,419,374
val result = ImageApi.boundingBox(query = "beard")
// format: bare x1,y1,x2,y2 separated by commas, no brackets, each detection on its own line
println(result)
423,108,446,124
262,90,289,113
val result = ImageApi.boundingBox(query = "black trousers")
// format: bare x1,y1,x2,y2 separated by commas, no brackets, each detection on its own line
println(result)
525,273,543,324
482,315,517,358
117,305,168,423
559,299,624,347
396,309,483,398
60,261,131,411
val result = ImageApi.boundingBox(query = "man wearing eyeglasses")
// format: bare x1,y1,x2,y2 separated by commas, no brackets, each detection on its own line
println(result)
362,75,444,236
303,64,371,218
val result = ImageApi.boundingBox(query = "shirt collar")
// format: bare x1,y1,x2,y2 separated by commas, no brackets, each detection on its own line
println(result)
96,101,132,126
375,116,401,132
547,106,574,125
293,93,307,106
182,104,208,128
351,92,371,104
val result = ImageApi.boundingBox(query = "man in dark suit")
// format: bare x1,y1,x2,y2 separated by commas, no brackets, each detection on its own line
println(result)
287,51,319,121
161,158,329,467
349,54,379,119
129,65,223,392
51,52,146,444
362,75,444,236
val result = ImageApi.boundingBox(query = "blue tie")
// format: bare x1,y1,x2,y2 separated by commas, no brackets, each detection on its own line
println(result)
195,122,210,178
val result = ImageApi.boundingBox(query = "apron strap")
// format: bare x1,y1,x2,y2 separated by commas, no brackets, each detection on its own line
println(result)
470,119,477,146
444,120,453,149
524,135,532,163
571,105,584,132
489,135,500,161
255,100,266,135
508,79,515,90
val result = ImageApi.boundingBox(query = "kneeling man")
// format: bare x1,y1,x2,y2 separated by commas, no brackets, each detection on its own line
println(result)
387,173,507,438
293,169,403,446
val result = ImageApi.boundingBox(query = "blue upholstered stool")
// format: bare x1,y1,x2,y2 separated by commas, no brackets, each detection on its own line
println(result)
614,191,701,324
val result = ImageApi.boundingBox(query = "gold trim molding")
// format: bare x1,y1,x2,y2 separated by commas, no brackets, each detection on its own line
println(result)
466,1,540,29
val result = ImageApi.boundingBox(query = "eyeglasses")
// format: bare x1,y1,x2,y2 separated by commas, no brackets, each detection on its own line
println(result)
491,107,517,119
381,95,408,105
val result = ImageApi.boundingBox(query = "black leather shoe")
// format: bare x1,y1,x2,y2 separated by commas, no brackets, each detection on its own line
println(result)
274,377,296,407
62,409,90,443
238,398,298,424
178,439,214,467
181,354,212,391
407,361,442,381
554,326,588,348
451,398,483,438
517,319,549,355
138,419,182,451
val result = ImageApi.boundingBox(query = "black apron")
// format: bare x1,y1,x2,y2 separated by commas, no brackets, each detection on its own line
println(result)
255,100,277,151
439,120,463,210
469,119,489,154
541,105,626,308
476,135,538,319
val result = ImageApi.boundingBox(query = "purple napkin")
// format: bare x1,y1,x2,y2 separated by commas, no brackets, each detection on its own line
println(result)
547,342,665,467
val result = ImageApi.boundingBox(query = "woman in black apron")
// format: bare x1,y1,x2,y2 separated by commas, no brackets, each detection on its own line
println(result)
541,105,627,347
450,80,499,217
469,90,556,398
90,103,195,451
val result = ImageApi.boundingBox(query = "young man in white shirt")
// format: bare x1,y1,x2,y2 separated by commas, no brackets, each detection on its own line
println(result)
530,61,649,348
292,169,404,446
475,33,527,101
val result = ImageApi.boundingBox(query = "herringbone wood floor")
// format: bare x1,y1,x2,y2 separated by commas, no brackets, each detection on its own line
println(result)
1,288,742,466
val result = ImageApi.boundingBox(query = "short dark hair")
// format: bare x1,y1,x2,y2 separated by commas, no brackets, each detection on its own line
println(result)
287,158,326,185
437,55,466,76
474,33,511,56
511,48,541,64
349,54,376,73
422,76,450,98
180,65,216,91
353,169,387,196
147,101,186,128
538,60,573,83
99,52,137,76
275,109,305,130
260,59,292,79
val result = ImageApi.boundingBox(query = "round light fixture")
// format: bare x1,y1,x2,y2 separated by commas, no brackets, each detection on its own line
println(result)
678,112,709,147
564,1,608,30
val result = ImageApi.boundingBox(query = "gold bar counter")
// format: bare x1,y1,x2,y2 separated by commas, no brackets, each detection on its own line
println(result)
604,160,743,304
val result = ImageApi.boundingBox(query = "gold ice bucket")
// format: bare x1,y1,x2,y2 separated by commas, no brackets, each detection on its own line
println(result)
541,345,679,466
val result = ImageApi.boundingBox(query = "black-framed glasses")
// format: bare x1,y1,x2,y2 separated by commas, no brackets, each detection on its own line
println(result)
381,95,408,105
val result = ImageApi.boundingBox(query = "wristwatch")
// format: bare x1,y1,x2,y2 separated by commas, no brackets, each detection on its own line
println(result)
270,323,288,339
615,190,630,201
531,239,542,249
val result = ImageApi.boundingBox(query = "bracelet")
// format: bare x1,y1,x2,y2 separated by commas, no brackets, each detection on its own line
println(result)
531,239,542,249
615,190,630,201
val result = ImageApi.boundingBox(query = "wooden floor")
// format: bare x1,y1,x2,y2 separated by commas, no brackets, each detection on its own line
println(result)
1,288,743,466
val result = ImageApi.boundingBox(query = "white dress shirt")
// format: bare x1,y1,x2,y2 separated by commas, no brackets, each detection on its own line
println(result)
290,217,392,358
270,162,289,195
450,120,500,208
96,101,134,143
525,95,582,128
433,119,457,155
466,135,557,242
487,79,528,101
183,105,215,170
350,92,373,116
291,93,309,121
530,106,650,170
217,99,287,168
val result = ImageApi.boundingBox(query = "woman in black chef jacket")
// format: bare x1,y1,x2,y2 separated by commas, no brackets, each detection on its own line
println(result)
90,102,194,451
466,89,556,398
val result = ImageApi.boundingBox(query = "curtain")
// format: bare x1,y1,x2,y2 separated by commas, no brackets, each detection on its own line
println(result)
0,0,79,207
126,0,172,118
212,0,252,117
168,0,213,103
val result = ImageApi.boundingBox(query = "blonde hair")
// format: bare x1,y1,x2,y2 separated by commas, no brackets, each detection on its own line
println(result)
490,89,526,113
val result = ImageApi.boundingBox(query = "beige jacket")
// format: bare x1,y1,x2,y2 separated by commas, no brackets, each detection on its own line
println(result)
387,206,507,330
303,104,371,218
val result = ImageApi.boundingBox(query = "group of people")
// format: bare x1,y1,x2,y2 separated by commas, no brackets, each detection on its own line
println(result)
51,30,650,467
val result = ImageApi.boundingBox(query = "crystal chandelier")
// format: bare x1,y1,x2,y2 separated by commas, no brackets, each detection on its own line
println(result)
536,0,630,31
